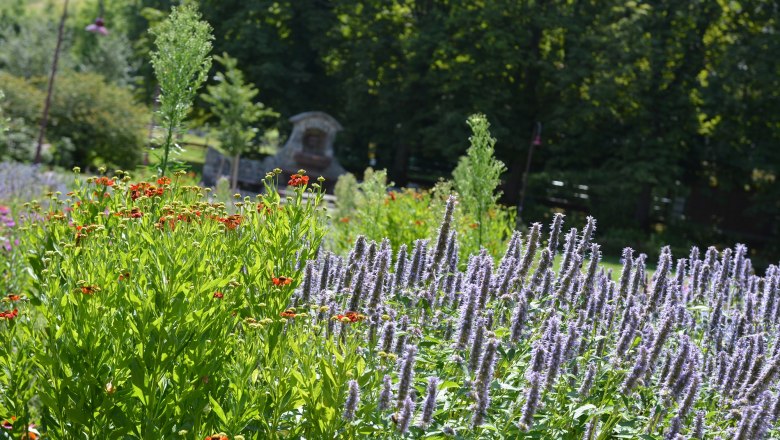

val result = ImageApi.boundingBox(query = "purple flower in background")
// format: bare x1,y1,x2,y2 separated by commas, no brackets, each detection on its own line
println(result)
343,379,360,420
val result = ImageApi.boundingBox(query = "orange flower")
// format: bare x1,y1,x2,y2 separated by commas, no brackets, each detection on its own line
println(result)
7,294,21,301
80,285,100,295
0,309,19,320
213,291,224,299
118,272,130,282
157,176,171,186
280,309,298,318
288,174,309,187
339,217,350,223
204,434,228,440
272,276,293,286
217,214,242,230
469,222,479,229
95,176,115,187
332,311,366,323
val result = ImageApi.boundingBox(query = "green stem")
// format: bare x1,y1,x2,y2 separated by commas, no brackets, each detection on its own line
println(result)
160,120,176,177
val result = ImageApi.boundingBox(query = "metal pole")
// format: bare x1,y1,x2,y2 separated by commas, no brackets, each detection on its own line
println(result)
35,0,69,164
516,122,542,227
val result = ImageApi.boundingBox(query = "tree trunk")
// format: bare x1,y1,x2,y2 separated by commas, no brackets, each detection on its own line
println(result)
231,153,240,190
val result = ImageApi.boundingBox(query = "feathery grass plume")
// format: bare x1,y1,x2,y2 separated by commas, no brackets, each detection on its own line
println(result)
396,345,418,408
744,355,780,401
518,371,542,431
343,379,360,420
510,295,528,343
432,196,456,269
547,213,565,257
469,318,486,373
419,376,439,428
516,223,541,283
692,410,705,439
578,364,597,398
530,248,552,292
622,345,649,394
396,396,415,434
378,375,393,411
455,284,479,348
665,336,691,388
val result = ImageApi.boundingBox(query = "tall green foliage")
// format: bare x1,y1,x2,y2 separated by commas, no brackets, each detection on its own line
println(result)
150,4,213,177
453,114,507,249
202,53,277,189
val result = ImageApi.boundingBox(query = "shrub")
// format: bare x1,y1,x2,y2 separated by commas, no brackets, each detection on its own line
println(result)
1,168,327,437
0,71,149,168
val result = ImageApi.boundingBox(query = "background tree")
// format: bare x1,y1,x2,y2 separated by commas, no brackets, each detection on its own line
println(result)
202,53,278,189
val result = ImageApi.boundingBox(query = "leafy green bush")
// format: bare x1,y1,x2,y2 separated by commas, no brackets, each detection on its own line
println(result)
1,168,327,437
0,71,149,168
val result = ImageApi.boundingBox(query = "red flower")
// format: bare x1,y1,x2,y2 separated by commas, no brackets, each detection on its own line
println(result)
157,177,171,186
288,174,309,187
0,309,19,320
280,309,297,318
7,294,20,301
333,311,366,323
95,176,115,187
213,291,224,299
80,285,100,295
272,276,292,286
217,214,242,230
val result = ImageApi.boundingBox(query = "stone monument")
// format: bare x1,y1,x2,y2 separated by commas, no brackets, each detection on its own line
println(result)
202,111,347,190
261,111,346,184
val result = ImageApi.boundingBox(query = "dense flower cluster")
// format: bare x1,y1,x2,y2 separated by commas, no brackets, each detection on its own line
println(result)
288,174,309,187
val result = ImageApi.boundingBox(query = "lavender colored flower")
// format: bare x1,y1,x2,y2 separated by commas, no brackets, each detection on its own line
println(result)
622,345,649,394
432,196,456,269
518,371,542,431
664,416,681,440
469,318,486,373
455,285,479,348
616,247,634,300
529,248,552,292
678,374,700,418
396,345,418,408
665,336,690,388
395,396,415,434
744,355,780,401
378,375,393,411
343,379,360,420
379,320,396,353
557,227,578,282
510,296,528,343
547,213,565,256
419,376,439,428
692,410,705,439
517,222,541,282
579,364,597,398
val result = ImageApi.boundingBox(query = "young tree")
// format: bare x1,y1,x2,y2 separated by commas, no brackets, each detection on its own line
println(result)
150,4,213,178
202,53,277,189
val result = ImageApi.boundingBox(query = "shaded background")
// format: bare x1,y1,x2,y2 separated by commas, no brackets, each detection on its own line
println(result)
1,0,778,266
